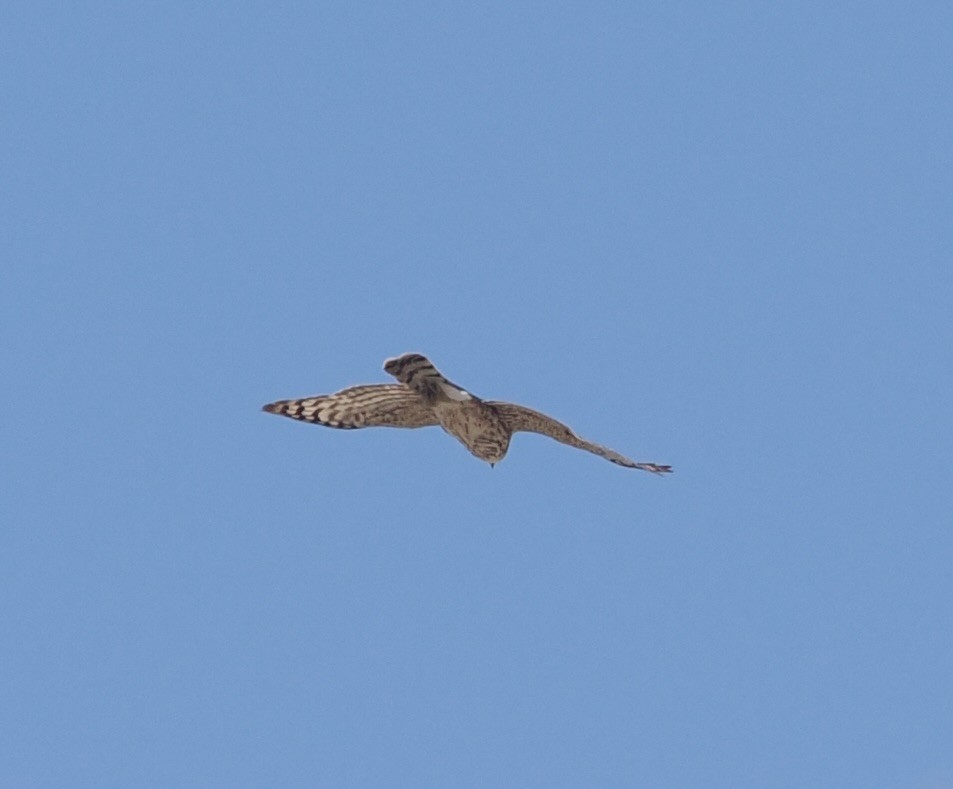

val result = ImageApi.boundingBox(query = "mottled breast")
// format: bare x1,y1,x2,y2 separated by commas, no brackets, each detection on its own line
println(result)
435,400,511,463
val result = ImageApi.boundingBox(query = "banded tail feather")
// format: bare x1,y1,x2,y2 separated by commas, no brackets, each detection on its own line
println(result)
383,353,472,402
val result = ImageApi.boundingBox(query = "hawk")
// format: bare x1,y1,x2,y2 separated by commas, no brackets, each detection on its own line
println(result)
262,353,672,474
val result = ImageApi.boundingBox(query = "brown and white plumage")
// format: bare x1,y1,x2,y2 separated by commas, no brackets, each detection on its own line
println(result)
263,353,672,474
486,401,671,473
262,384,437,429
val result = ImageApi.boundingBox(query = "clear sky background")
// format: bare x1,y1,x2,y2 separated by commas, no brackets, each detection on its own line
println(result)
3,3,952,787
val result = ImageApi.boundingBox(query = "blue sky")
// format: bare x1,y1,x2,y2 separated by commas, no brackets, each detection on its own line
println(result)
3,3,952,787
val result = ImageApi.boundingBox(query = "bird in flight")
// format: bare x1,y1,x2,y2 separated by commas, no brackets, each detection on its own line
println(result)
262,353,672,474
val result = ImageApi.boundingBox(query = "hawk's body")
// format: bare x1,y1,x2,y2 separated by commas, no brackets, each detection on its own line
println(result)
263,353,672,473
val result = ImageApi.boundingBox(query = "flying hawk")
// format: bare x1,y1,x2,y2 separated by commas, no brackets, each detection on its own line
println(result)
262,353,672,474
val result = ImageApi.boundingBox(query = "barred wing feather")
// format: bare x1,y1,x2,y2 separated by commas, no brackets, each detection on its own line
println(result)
487,401,672,474
262,384,437,429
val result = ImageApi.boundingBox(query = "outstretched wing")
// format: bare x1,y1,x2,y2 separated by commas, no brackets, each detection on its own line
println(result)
262,384,437,429
487,401,672,474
